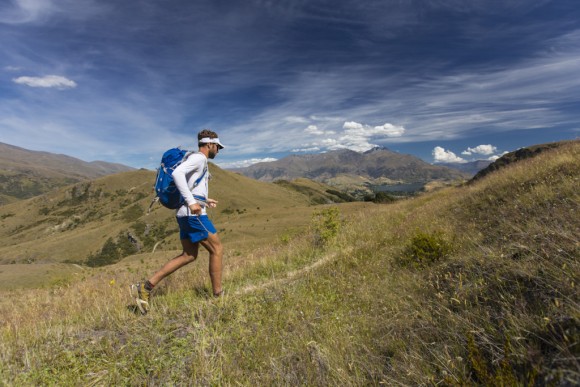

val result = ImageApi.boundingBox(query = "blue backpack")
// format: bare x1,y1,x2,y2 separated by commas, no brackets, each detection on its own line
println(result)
150,148,207,211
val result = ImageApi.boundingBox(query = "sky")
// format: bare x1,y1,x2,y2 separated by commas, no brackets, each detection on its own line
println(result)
1,0,579,170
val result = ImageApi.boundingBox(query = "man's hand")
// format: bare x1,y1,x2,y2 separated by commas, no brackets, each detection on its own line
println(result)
206,198,218,208
188,203,202,215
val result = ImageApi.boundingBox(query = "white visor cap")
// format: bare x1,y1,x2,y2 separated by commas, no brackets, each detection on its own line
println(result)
199,137,225,149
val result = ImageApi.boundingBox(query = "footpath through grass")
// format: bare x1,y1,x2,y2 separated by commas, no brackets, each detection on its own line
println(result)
1,141,578,385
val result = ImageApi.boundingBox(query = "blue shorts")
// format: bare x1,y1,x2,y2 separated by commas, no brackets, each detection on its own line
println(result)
176,215,217,243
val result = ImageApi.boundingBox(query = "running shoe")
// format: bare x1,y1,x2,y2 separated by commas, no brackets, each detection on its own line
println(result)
130,282,150,315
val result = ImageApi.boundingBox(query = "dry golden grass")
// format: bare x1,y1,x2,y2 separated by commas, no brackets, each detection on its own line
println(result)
0,165,321,269
0,141,578,385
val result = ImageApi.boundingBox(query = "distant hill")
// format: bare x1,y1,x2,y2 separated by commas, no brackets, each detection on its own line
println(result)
273,178,357,204
230,148,468,195
437,160,492,176
0,142,135,204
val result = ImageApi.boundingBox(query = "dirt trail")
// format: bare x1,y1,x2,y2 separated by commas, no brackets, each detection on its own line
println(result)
234,247,350,296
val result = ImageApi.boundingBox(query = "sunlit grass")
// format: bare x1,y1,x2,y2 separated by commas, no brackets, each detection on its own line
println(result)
1,141,578,385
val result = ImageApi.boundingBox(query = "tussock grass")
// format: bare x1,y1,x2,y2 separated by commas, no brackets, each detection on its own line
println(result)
1,141,578,385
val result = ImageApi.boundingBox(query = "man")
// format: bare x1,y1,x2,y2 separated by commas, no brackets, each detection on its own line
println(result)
131,129,225,315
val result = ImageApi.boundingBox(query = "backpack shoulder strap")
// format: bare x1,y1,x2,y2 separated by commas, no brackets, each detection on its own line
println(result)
193,158,208,187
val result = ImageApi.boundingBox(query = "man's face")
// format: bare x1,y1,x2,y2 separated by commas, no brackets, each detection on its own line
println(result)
208,143,219,159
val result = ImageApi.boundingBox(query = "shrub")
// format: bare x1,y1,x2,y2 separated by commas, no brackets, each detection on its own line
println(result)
38,207,51,216
122,204,143,222
399,231,453,268
373,192,396,203
86,237,120,267
132,221,171,250
311,206,341,247
86,232,139,267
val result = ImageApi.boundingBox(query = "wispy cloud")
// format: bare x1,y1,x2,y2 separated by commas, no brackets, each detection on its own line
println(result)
0,0,107,24
13,75,77,89
0,0,55,24
217,157,278,169
292,147,321,153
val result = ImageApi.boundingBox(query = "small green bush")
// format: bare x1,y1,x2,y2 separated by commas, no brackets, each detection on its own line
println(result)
86,237,120,267
373,192,396,203
311,206,341,247
38,207,51,216
399,231,453,268
86,232,139,267
122,204,143,222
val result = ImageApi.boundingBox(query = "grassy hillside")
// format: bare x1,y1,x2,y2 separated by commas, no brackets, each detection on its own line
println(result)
0,142,134,204
471,140,573,182
0,141,578,385
274,178,357,204
0,164,358,288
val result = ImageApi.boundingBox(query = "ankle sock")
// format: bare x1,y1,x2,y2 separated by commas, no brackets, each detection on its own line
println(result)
144,280,154,291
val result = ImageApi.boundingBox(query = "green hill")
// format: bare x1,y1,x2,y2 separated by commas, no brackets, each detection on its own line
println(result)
0,165,323,268
0,142,135,204
274,178,357,204
0,141,577,385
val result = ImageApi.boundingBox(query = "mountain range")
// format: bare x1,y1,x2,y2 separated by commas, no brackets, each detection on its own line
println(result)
0,142,135,205
1,143,483,205
230,147,470,195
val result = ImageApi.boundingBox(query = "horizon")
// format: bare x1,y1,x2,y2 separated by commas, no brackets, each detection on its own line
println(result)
1,140,502,171
1,1,579,169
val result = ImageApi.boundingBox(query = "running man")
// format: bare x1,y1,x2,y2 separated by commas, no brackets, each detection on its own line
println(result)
131,129,225,314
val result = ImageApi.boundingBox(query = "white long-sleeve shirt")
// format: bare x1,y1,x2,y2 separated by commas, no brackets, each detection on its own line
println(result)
172,152,209,217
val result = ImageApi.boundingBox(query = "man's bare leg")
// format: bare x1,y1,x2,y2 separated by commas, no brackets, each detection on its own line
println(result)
148,239,199,286
200,232,223,296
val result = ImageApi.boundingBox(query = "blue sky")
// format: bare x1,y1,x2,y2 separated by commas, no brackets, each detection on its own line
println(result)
1,0,579,169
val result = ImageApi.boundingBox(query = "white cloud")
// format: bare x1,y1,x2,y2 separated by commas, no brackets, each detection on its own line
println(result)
217,157,277,169
13,75,77,89
371,123,406,137
488,151,509,161
321,138,339,147
291,147,320,152
323,121,407,152
432,146,467,163
343,121,405,137
343,121,364,131
304,125,335,136
304,125,324,135
284,116,310,124
462,144,498,155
